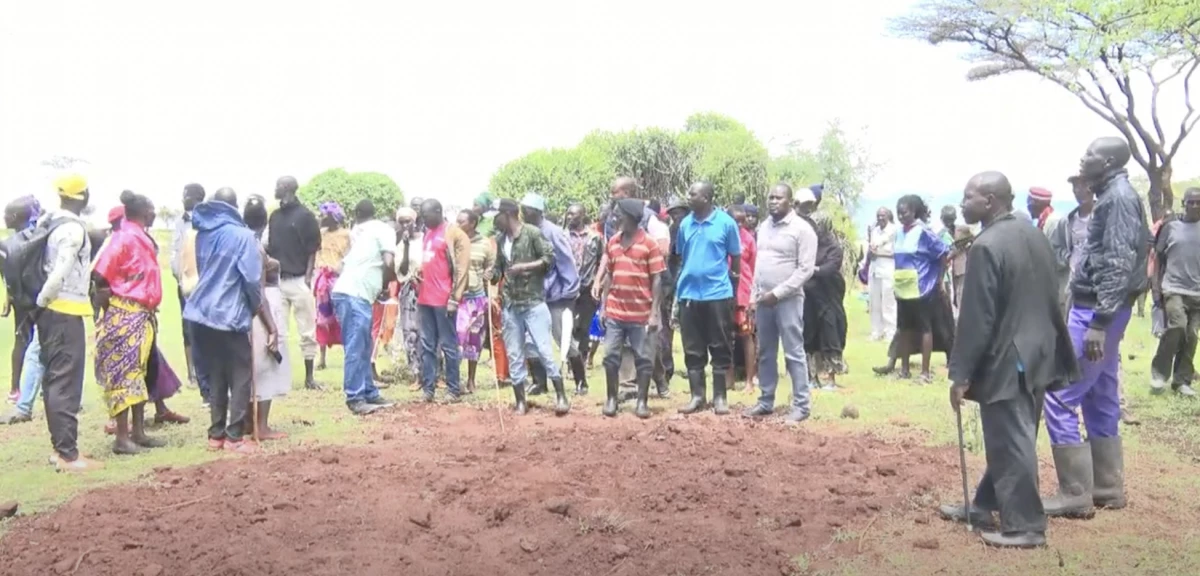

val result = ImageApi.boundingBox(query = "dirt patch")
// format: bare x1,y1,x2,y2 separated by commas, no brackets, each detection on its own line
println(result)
0,406,957,576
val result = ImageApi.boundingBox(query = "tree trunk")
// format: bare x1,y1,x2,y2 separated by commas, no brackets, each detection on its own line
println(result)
1160,163,1175,218
1146,165,1167,221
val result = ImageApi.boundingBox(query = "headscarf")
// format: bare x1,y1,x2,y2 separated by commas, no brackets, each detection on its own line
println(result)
319,201,345,223
474,192,494,210
15,195,41,230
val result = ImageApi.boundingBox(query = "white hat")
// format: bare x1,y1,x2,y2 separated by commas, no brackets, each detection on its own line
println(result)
794,188,817,204
520,192,546,212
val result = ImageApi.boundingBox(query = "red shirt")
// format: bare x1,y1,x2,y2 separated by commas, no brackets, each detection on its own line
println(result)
418,223,452,307
604,230,666,323
732,226,756,307
92,220,163,309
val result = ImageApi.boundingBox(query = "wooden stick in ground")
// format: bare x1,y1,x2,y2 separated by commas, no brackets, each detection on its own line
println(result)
250,329,259,443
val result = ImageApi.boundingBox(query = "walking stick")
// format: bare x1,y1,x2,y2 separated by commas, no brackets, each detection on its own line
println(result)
250,329,259,443
955,406,972,532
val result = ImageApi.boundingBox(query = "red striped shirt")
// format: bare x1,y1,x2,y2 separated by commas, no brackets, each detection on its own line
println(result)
605,230,666,323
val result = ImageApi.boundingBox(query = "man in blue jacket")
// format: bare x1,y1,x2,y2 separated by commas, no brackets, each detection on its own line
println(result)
184,187,277,454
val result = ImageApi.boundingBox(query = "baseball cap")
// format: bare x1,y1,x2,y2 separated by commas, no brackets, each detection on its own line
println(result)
54,174,88,200
520,193,546,212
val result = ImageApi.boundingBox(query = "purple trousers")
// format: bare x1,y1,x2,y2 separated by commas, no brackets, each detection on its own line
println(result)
1044,305,1132,446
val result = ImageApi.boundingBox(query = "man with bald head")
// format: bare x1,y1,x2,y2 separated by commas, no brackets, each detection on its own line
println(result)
1041,137,1148,519
268,176,323,390
185,187,271,453
943,171,1077,549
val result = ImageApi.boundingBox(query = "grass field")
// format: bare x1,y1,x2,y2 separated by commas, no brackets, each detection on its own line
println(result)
3,251,1200,574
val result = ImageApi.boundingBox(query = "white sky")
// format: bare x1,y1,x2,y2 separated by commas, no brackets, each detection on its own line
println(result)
2,0,1197,223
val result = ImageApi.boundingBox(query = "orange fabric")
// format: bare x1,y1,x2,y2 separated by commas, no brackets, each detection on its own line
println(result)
489,281,509,381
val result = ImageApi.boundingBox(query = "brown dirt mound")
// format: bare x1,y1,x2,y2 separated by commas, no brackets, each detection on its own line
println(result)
0,406,956,576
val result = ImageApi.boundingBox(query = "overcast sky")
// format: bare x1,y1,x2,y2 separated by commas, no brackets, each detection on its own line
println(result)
2,0,1196,222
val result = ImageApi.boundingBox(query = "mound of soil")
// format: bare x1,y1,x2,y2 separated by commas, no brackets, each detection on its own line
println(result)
0,407,956,576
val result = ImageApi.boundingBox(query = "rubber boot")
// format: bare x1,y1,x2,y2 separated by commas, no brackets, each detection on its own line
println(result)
678,370,707,414
512,380,528,415
602,364,620,417
1091,436,1126,509
634,372,651,419
551,377,570,416
711,370,730,415
1042,443,1096,519
528,360,548,396
569,356,588,396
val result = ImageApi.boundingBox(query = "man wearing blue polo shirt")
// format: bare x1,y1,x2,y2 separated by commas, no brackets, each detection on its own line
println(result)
674,181,742,416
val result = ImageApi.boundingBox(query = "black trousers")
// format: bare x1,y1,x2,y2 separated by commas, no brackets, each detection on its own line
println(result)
571,290,598,360
972,383,1047,533
10,305,35,390
679,298,734,374
652,294,675,384
36,310,86,461
194,324,253,442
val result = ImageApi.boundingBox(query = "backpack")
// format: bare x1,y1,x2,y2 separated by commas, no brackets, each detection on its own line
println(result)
0,217,71,309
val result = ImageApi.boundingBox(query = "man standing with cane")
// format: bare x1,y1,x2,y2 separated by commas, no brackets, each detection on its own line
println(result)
942,171,1078,549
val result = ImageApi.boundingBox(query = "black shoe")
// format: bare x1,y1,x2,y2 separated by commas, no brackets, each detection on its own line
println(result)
603,365,619,417
936,503,998,531
979,531,1046,549
347,401,382,416
569,356,588,396
512,381,528,415
528,360,548,395
422,391,435,403
678,371,707,414
366,396,395,407
634,373,651,419
742,404,773,418
551,378,570,416
711,370,730,415
575,382,588,396
654,377,670,399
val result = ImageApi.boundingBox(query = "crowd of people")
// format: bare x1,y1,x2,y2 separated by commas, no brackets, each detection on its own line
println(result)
3,135,1197,551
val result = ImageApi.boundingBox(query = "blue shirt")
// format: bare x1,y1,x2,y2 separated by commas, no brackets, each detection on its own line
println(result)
183,201,263,333
674,208,742,301
538,219,580,304
893,224,949,300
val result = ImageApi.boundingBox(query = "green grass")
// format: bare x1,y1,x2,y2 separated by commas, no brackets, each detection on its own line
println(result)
3,251,1200,573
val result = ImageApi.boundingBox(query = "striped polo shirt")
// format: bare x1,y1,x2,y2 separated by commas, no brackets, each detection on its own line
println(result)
604,230,666,323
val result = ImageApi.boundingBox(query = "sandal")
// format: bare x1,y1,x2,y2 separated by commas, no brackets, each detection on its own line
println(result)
154,411,191,425
257,431,289,441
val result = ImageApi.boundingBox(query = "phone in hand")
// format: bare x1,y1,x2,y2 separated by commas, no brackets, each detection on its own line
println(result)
269,348,283,364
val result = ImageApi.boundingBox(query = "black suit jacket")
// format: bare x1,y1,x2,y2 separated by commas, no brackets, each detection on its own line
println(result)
949,214,1079,404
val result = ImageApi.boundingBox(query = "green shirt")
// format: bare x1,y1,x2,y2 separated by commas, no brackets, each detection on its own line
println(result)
494,223,553,308
477,216,493,238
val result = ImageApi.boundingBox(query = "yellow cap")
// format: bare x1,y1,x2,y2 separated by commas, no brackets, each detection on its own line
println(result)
54,173,88,200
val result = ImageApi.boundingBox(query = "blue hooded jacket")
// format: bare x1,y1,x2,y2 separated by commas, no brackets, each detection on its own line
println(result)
182,201,262,333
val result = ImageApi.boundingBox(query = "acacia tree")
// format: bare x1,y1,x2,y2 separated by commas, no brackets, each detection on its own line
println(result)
892,0,1199,218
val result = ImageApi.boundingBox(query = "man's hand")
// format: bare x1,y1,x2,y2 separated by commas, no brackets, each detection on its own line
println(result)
266,330,279,352
447,300,459,319
1084,327,1106,362
648,311,661,331
484,269,495,282
757,292,779,308
591,282,603,302
949,383,969,413
0,301,10,318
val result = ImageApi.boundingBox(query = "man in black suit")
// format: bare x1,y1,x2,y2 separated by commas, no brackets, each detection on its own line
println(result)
940,171,1079,549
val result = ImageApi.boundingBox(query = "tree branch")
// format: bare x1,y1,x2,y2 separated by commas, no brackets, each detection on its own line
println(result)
1168,58,1199,158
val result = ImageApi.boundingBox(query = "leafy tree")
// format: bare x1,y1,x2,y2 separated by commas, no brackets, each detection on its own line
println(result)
891,0,1200,219
680,113,770,206
488,145,612,216
589,128,693,203
297,169,405,218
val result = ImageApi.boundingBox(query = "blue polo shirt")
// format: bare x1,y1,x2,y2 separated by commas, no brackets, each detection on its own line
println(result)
675,208,742,301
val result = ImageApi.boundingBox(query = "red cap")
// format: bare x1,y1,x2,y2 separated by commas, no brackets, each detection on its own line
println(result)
107,206,125,224
1029,187,1053,201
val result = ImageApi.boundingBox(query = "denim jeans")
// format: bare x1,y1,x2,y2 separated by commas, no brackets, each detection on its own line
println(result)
334,293,382,404
184,320,212,402
755,294,811,415
502,302,562,384
603,319,652,379
15,327,44,416
418,304,461,396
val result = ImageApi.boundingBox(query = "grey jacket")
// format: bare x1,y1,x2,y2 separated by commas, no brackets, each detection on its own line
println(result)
1069,169,1151,329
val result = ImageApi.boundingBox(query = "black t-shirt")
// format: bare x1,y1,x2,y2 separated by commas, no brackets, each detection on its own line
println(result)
266,202,321,278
